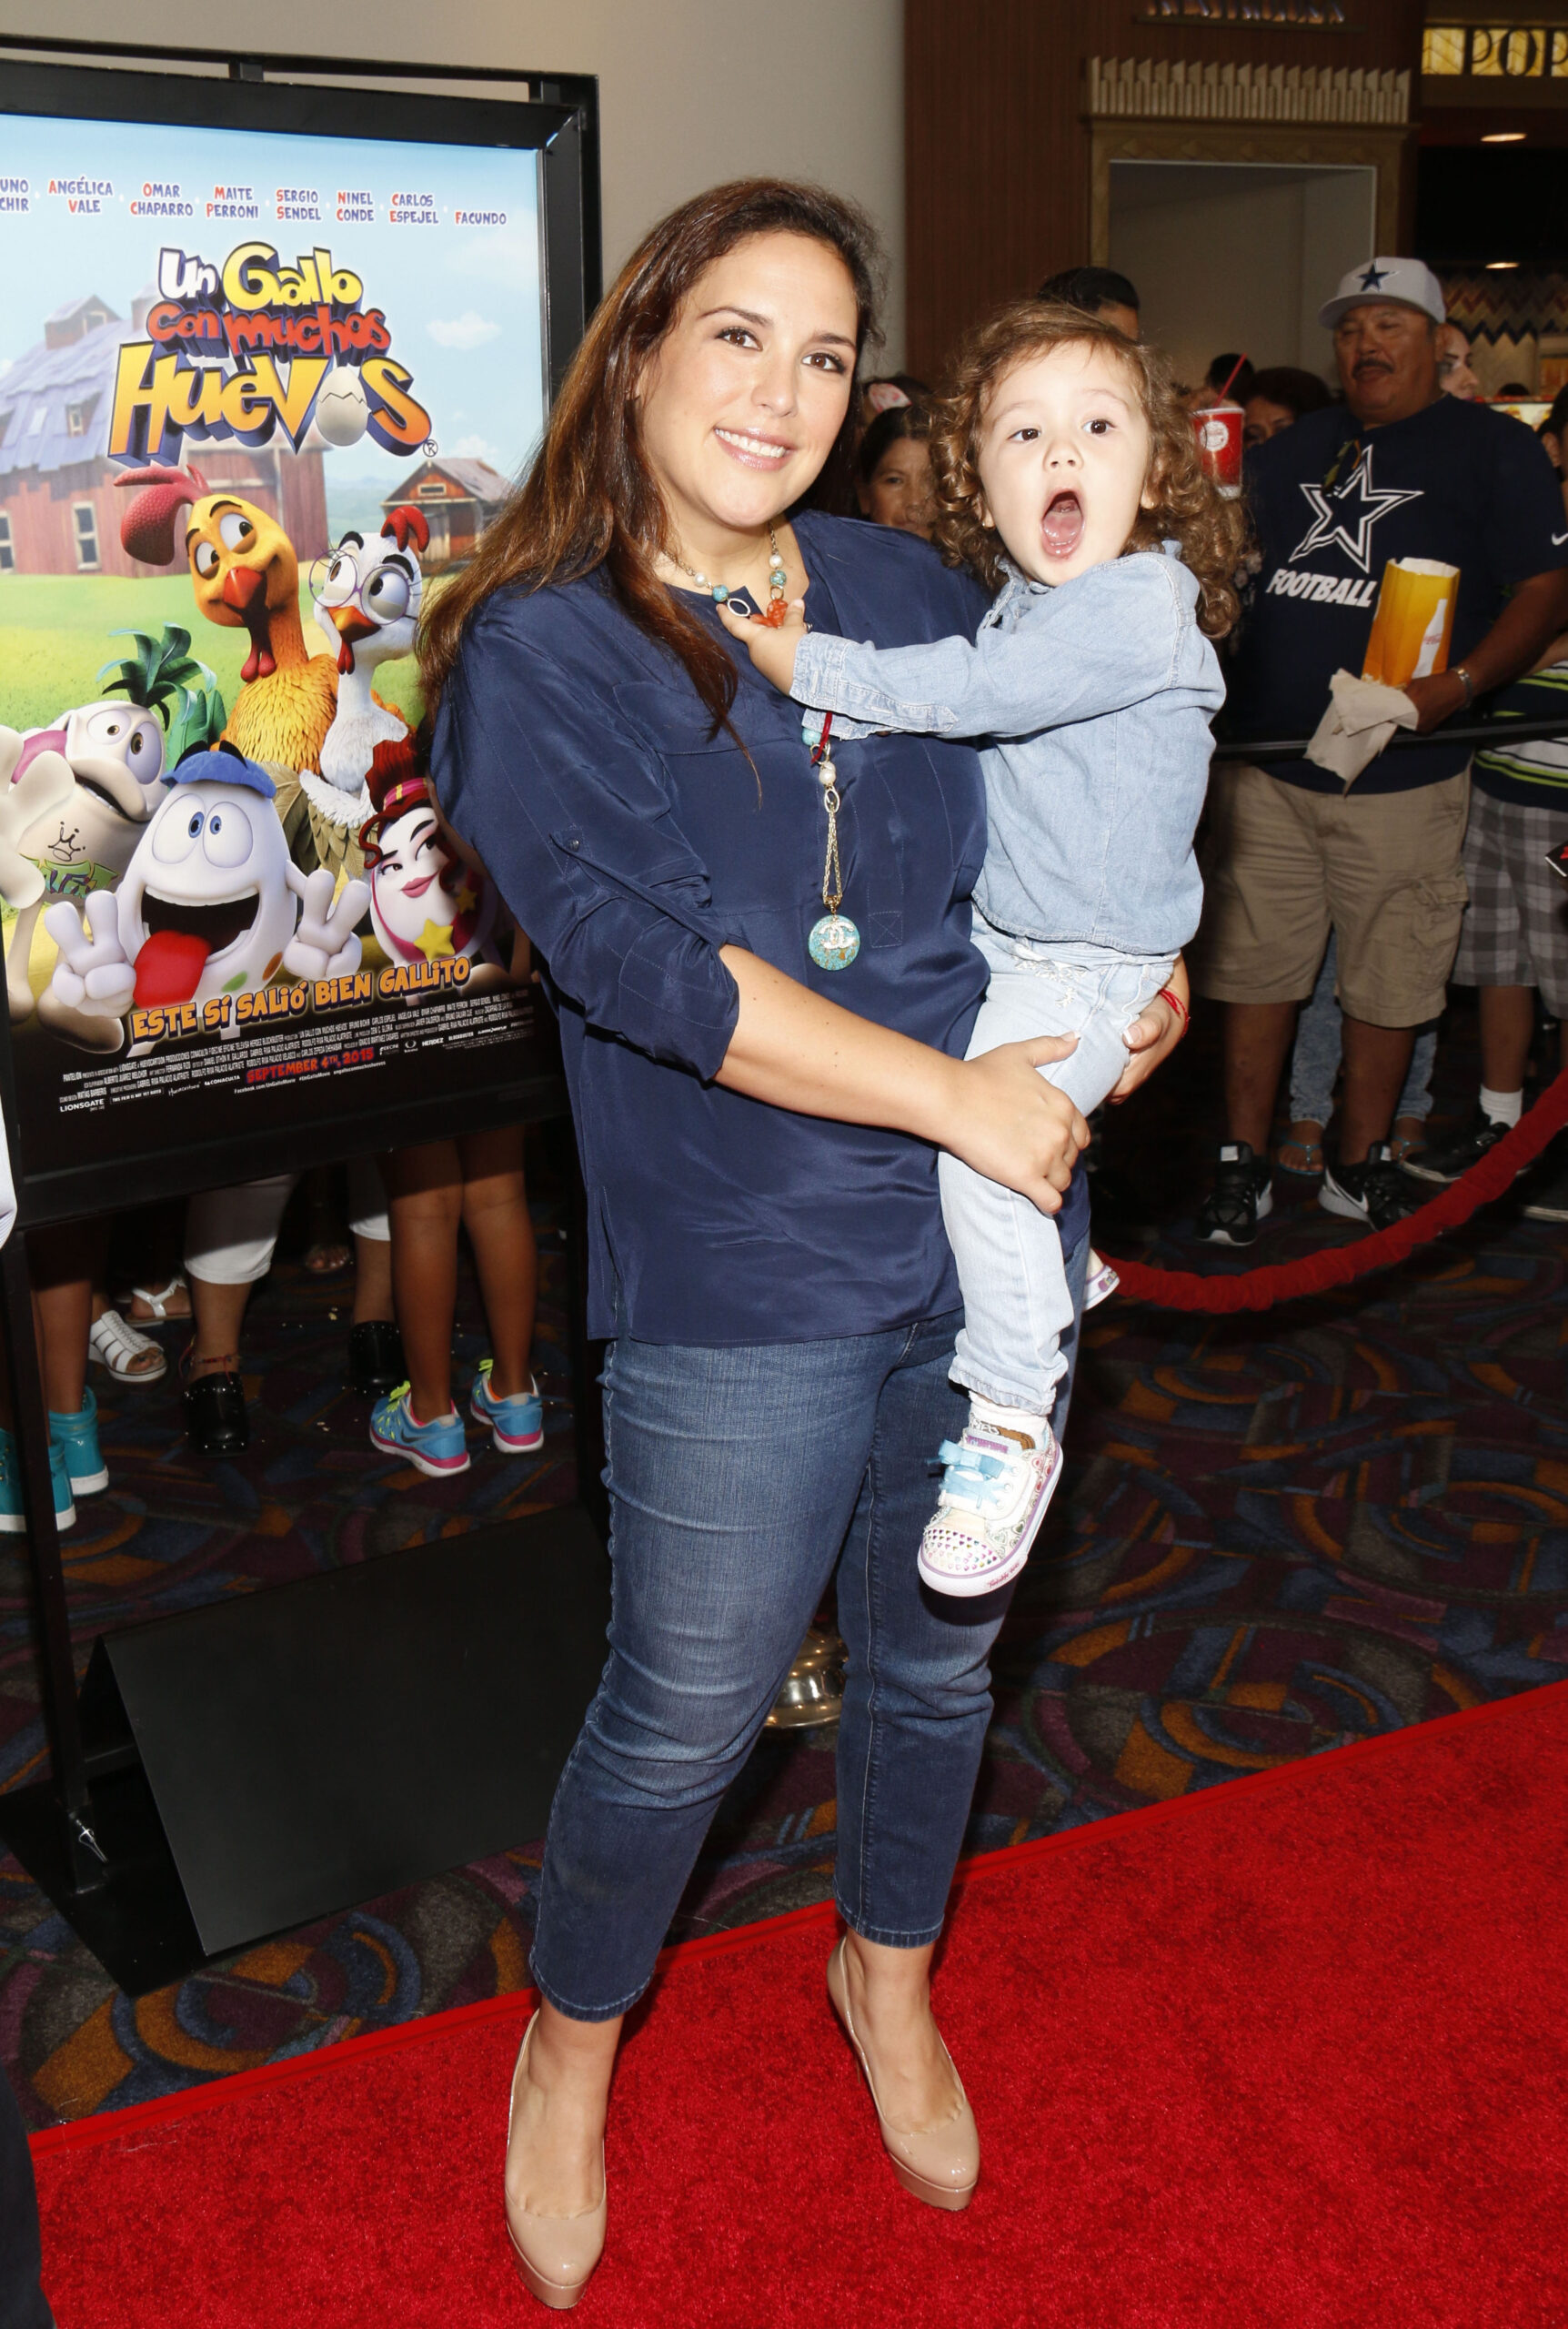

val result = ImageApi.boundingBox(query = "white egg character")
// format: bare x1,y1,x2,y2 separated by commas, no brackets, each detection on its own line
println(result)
0,702,165,1033
313,366,371,448
43,741,369,1047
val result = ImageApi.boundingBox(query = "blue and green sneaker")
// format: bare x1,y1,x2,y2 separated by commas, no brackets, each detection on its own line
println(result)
469,1360,544,1455
369,1383,470,1478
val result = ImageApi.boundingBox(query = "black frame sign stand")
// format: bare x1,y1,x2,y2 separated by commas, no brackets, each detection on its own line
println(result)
0,41,612,1998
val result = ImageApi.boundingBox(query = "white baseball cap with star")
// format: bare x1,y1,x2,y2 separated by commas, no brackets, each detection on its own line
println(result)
1319,257,1447,331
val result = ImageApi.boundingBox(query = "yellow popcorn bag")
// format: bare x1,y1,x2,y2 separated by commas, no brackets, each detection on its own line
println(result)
1362,558,1459,688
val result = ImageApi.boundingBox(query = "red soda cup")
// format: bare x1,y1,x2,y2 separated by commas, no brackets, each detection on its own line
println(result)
1192,401,1243,499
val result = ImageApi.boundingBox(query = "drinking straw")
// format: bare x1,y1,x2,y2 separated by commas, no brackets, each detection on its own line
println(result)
1216,352,1250,402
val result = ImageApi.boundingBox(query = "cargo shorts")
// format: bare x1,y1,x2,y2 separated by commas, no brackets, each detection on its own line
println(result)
1193,761,1470,1028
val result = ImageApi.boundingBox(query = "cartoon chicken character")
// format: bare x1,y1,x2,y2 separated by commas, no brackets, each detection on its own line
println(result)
43,741,368,1053
0,701,167,1044
115,463,338,773
358,735,502,973
314,507,427,795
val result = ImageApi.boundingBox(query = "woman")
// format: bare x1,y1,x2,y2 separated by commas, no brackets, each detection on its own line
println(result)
423,179,1187,2307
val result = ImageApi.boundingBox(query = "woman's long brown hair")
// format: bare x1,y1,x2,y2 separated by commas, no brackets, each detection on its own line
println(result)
419,179,884,733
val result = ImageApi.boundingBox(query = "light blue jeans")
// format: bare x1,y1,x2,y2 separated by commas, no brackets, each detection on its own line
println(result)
1289,933,1438,1129
530,1246,1089,2020
938,915,1171,1415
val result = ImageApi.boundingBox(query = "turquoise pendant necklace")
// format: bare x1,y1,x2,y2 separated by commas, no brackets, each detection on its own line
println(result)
806,713,859,971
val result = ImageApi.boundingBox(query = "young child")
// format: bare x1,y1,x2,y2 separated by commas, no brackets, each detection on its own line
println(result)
359,740,543,1478
721,300,1242,1598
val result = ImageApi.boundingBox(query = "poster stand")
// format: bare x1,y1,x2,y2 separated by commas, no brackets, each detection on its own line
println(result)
0,1007,611,1999
0,38,608,1993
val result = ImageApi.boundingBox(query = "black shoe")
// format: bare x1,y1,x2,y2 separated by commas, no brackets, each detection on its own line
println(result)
1196,1142,1273,1245
1402,1105,1513,1185
182,1370,248,1457
1320,1143,1422,1230
348,1318,406,1396
1518,1134,1568,1224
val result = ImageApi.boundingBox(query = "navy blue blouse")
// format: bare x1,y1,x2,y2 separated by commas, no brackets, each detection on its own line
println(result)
433,509,1089,1343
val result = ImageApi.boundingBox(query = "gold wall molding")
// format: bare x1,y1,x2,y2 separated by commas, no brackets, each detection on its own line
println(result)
1087,55,1411,122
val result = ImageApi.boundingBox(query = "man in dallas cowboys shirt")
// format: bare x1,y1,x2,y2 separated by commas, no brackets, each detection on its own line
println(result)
1193,257,1568,1244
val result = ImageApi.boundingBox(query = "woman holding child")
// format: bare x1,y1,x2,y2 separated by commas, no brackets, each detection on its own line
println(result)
421,180,1211,2304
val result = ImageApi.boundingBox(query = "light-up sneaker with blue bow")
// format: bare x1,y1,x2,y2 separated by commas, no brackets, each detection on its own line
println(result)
1083,1250,1121,1311
917,1425,1062,1598
369,1383,470,1478
468,1360,544,1455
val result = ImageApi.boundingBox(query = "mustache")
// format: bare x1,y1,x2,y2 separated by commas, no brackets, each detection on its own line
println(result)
1352,353,1395,371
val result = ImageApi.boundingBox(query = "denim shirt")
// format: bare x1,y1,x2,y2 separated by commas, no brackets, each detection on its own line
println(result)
432,510,1091,1345
791,543,1224,956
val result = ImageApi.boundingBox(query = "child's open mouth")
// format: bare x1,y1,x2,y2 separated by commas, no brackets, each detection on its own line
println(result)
1040,489,1086,560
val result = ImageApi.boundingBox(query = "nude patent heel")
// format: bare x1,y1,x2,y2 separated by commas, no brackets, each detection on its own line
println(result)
504,2013,608,2310
827,1935,980,2211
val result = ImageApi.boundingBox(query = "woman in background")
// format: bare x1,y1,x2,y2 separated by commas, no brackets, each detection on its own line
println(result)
856,402,936,539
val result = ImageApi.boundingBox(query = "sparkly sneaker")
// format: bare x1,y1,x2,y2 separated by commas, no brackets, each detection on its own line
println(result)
917,1426,1062,1598
469,1359,544,1455
1083,1250,1120,1310
369,1383,470,1477
49,1386,109,1497
0,1427,76,1534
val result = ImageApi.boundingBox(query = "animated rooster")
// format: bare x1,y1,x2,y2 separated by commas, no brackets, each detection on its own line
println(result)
116,463,337,773
314,508,427,793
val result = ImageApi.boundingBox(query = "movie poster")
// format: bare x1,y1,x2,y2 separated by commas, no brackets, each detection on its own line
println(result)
0,104,553,1189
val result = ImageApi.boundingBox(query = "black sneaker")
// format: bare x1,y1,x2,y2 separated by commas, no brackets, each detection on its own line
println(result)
1402,1106,1513,1185
1518,1134,1568,1224
1196,1142,1273,1245
1320,1143,1422,1230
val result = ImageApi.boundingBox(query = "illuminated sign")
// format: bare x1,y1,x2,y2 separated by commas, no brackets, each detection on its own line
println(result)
1423,25,1568,76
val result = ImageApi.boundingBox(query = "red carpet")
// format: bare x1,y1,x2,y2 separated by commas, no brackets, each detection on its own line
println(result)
34,1685,1568,2328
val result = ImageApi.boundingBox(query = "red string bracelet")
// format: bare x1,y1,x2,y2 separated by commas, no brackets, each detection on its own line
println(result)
1156,983,1189,1038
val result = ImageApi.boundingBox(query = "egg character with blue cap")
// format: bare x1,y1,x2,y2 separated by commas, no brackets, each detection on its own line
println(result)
42,741,371,1050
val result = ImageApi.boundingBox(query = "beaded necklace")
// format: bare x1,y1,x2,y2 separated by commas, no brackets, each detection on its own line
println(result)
674,521,791,627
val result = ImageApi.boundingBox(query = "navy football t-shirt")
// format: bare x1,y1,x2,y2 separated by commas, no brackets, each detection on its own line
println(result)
1226,394,1568,794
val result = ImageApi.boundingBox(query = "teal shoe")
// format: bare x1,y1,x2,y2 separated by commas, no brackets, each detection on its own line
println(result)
469,1359,544,1455
0,1427,75,1532
50,1385,108,1497
0,1427,23,1535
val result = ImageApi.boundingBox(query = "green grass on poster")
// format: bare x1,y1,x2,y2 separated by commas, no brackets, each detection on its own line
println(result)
1,574,425,737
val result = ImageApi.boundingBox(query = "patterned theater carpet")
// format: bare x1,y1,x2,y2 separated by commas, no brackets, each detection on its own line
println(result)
4,1008,1566,2129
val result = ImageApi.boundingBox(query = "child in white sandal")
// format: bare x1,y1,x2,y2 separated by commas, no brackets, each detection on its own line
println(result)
722,300,1241,1597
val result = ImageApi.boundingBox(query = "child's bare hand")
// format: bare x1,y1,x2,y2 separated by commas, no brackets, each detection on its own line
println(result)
716,596,807,693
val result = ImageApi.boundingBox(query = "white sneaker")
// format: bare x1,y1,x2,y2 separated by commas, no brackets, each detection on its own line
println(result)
1083,1249,1120,1310
917,1426,1062,1598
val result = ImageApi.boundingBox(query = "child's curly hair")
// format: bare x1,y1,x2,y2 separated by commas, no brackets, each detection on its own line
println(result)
932,299,1248,639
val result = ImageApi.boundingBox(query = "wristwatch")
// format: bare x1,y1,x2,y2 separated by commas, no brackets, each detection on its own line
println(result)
1453,664,1475,709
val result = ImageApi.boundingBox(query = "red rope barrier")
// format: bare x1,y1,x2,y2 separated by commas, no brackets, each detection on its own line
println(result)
1101,1067,1568,1314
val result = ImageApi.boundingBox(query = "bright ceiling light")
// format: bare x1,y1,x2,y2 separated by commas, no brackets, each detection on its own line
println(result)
1482,131,1526,143
1486,259,1520,269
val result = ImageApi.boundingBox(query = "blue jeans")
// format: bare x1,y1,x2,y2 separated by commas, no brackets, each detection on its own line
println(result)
938,920,1170,1414
530,1240,1088,2021
1288,933,1438,1129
